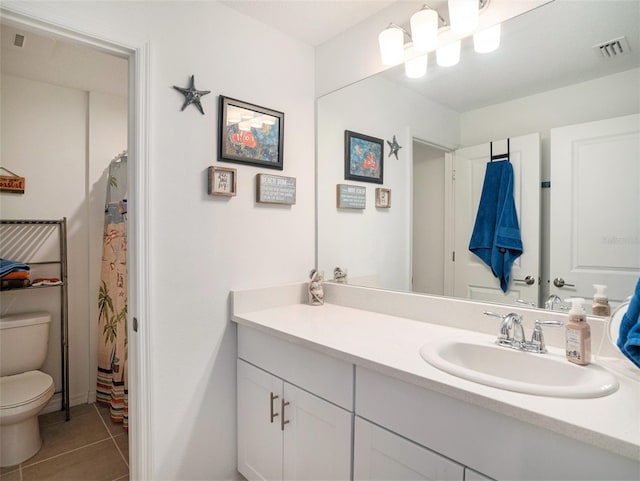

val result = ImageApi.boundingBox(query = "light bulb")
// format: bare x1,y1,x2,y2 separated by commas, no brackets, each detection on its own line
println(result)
410,8,438,52
448,0,478,35
378,25,405,65
474,23,501,53
436,40,461,67
404,46,428,78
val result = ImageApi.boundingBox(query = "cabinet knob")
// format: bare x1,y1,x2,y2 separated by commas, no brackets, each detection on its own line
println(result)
281,398,290,431
270,392,279,423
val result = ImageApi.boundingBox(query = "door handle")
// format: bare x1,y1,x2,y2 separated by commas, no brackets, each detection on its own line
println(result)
280,398,290,431
269,392,279,423
553,278,575,288
514,275,535,286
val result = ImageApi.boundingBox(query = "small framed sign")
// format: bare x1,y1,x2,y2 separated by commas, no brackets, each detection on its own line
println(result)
337,184,366,209
256,174,296,205
375,188,391,208
208,166,237,197
0,167,25,194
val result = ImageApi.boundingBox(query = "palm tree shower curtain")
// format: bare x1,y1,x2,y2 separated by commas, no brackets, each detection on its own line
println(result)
97,152,128,430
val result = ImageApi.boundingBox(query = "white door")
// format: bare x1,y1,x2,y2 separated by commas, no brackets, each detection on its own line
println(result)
549,114,640,308
353,417,463,481
283,382,352,481
453,134,541,305
237,360,283,481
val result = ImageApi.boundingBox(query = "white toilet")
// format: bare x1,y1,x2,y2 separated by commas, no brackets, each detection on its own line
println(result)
0,312,55,467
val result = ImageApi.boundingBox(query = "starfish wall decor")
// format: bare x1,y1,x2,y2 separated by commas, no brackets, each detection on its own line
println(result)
387,135,403,159
173,75,211,115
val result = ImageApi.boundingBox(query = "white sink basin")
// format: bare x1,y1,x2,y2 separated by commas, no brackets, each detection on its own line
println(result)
420,336,619,398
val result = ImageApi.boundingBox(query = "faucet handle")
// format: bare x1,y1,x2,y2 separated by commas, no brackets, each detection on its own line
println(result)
530,319,564,353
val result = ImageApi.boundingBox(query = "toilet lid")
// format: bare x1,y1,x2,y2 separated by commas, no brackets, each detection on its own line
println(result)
0,371,54,409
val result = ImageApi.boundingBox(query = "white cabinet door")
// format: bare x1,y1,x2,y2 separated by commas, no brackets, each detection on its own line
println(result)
237,360,283,481
549,114,640,306
354,417,463,481
453,134,541,305
283,382,352,481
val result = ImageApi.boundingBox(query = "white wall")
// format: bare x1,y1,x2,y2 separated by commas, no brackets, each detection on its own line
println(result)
2,2,316,479
317,74,458,291
459,68,640,300
412,141,446,295
0,74,127,408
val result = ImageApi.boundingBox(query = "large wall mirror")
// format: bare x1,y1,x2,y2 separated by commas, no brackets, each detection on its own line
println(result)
317,0,640,314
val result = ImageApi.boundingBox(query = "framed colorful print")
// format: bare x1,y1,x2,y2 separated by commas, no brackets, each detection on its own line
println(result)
208,166,237,197
218,96,284,170
375,187,391,208
344,130,384,184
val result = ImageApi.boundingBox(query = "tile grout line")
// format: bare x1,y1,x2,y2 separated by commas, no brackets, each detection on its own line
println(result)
94,403,129,469
19,437,113,469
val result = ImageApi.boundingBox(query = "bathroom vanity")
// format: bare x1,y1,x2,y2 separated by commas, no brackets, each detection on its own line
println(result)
232,282,640,481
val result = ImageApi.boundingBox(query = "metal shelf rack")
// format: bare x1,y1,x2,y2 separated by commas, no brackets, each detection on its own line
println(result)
0,218,70,421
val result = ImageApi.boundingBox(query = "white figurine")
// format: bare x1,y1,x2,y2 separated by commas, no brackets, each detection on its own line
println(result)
308,269,324,306
333,267,347,284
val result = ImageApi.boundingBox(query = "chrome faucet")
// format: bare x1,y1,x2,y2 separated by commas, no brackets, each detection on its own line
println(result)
484,312,563,353
544,294,562,310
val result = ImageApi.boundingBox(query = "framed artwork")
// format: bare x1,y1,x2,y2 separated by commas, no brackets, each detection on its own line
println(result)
208,166,237,197
218,96,284,170
344,130,384,184
375,187,391,208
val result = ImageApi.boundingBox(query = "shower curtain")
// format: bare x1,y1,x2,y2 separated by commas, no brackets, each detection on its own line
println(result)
96,152,128,430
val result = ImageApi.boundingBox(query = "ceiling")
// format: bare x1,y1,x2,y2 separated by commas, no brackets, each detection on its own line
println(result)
381,0,640,112
2,1,638,112
221,0,396,46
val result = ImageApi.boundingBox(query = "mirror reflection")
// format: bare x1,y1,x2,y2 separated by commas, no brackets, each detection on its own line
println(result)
317,0,640,313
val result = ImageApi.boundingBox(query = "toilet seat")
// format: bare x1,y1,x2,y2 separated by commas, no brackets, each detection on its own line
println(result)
0,371,54,409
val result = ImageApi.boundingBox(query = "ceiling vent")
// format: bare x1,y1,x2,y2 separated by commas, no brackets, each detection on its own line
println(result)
13,34,25,48
593,36,630,58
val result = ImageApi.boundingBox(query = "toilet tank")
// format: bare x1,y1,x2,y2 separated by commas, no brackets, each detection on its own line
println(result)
0,312,51,376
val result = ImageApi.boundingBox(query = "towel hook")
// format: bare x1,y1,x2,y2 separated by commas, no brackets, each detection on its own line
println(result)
490,138,510,162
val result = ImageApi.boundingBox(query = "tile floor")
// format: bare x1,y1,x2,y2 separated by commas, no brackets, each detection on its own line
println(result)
1,404,128,481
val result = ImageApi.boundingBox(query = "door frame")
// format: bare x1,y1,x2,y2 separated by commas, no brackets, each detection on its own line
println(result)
0,7,152,480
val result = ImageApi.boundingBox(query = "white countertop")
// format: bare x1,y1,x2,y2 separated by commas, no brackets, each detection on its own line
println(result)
232,302,640,461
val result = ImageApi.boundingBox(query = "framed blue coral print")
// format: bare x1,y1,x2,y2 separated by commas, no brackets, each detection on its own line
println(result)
218,96,284,170
344,130,384,184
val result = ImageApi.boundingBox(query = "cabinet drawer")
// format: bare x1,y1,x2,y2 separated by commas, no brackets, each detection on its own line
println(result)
238,325,354,410
356,366,637,481
354,417,463,481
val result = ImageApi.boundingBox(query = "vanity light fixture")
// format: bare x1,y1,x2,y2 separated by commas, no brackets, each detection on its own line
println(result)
378,0,499,78
473,23,501,53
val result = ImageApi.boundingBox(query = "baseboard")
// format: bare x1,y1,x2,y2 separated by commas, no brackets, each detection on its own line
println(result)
41,391,93,415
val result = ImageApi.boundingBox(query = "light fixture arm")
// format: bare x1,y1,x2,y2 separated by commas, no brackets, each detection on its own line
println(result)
386,22,413,41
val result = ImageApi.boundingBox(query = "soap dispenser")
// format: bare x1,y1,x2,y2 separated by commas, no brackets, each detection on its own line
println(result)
592,284,611,317
565,298,591,366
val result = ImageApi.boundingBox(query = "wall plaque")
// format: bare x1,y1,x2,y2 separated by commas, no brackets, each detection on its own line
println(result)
256,174,296,205
337,184,366,209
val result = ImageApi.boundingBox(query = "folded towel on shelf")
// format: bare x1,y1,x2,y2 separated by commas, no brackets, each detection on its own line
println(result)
0,258,30,277
31,278,62,287
617,277,640,369
0,278,31,290
1,271,30,280
468,160,523,293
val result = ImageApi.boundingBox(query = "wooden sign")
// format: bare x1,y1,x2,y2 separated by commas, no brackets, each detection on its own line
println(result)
256,174,296,205
337,184,366,209
0,175,25,194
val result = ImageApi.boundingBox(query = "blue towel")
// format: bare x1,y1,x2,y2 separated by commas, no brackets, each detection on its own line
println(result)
617,277,640,369
468,160,523,293
0,258,30,277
